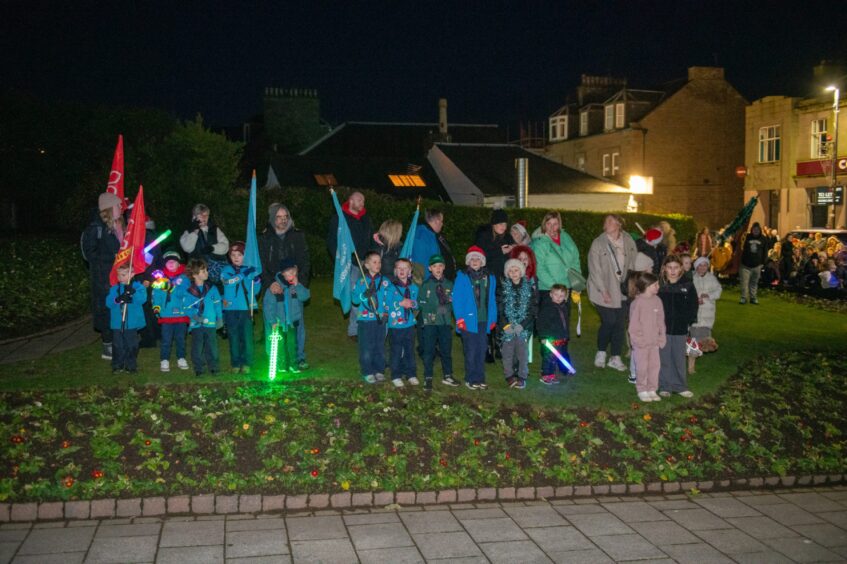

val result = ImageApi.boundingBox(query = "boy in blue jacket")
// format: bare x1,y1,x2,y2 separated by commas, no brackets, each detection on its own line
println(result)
452,246,497,390
352,251,390,384
220,241,259,374
263,258,310,374
183,258,223,376
106,263,148,374
380,258,419,387
151,250,191,372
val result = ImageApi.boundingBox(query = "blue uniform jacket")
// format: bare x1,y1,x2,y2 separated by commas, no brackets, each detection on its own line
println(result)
151,268,190,321
106,281,148,330
452,270,497,334
183,283,223,330
220,265,259,311
262,275,310,328
352,273,390,322
379,278,419,329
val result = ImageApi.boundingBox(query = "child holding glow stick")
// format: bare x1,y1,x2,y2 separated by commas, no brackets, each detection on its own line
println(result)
183,259,223,377
151,249,190,372
380,257,419,387
536,284,574,385
627,271,665,402
263,258,310,374
106,263,147,374
221,241,259,374
352,251,390,384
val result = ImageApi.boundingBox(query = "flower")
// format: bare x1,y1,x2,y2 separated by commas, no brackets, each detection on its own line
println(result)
473,439,480,446
579,421,589,428
310,470,319,477
311,448,320,455
61,440,71,448
91,469,104,479
341,480,350,491
643,413,652,422
242,423,250,431
505,452,511,460
10,435,24,445
439,458,448,467
63,476,75,488
144,440,152,446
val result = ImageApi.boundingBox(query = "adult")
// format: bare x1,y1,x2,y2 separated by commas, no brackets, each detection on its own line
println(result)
371,219,402,277
179,203,229,282
260,202,311,370
694,227,713,259
412,208,457,281
635,228,664,276
474,208,515,283
510,222,532,247
738,222,766,304
81,192,123,360
327,191,373,338
531,210,582,317
657,220,675,266
587,214,637,371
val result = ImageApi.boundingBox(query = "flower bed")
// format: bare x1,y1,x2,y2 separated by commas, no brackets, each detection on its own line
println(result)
1,351,844,503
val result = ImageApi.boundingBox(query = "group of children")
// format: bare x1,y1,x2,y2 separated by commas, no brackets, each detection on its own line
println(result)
352,245,576,391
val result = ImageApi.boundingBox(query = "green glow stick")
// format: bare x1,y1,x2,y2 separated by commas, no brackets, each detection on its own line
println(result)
268,326,282,381
144,229,172,254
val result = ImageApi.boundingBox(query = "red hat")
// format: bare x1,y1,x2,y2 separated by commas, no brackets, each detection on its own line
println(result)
465,245,486,266
644,228,663,246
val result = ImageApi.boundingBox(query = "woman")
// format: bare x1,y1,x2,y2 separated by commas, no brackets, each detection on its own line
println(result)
179,203,230,282
694,227,713,259
81,192,124,360
531,210,582,317
372,219,403,277
474,209,515,362
510,222,532,247
587,214,637,372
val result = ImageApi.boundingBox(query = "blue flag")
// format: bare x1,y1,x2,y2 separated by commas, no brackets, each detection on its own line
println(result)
244,170,262,310
331,190,356,314
399,205,419,260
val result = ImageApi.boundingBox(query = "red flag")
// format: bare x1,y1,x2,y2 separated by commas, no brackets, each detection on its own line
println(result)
109,185,147,285
105,134,126,210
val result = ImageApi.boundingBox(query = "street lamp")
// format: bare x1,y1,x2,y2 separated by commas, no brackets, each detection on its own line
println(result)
825,85,840,227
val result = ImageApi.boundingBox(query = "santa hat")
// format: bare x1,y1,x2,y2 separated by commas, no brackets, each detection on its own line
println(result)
644,228,663,246
693,257,710,269
465,245,486,266
634,252,654,272
503,258,526,277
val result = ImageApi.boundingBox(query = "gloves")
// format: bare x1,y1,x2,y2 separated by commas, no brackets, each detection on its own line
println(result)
202,244,214,255
456,318,467,332
191,218,201,231
116,292,133,305
489,322,497,332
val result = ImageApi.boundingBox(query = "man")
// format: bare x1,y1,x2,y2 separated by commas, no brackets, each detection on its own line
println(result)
260,203,311,369
739,222,766,305
327,191,373,339
412,208,457,281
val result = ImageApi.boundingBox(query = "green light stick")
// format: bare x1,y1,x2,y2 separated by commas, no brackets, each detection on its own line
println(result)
268,326,282,381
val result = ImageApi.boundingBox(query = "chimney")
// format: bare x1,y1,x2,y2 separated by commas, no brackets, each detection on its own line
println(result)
439,98,448,135
515,158,529,209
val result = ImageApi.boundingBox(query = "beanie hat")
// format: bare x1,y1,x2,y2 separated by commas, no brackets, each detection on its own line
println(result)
162,250,183,264
490,208,509,225
465,245,486,266
98,192,121,211
644,228,663,246
693,257,710,269
503,258,526,278
429,254,445,266
229,241,246,254
634,252,654,272
510,222,529,243
278,257,297,272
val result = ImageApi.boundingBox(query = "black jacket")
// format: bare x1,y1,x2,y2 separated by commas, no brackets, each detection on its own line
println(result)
536,299,569,341
81,214,121,333
474,225,515,279
658,278,699,335
327,206,373,259
741,233,767,268
259,223,311,293
371,236,401,278
635,238,661,275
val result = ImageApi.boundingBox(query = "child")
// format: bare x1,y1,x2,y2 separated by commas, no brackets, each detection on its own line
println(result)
536,284,574,384
658,255,699,398
680,253,694,282
381,258,419,387
452,246,497,390
183,259,223,376
151,250,190,372
418,254,457,389
496,258,537,389
690,257,722,373
220,242,259,374
263,258,310,374
352,251,390,384
628,272,665,402
106,263,147,373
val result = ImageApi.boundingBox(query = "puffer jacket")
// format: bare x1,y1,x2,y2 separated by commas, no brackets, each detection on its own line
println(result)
692,271,722,329
531,229,581,291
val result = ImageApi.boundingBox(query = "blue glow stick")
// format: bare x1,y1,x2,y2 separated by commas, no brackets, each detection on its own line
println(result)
543,340,576,374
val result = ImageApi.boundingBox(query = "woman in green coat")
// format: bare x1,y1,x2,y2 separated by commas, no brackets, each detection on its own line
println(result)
531,210,582,317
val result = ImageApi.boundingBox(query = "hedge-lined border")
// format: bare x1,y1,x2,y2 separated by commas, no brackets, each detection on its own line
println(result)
3,474,842,522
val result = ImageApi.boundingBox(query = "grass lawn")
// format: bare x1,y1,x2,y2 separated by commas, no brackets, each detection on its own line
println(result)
1,279,844,413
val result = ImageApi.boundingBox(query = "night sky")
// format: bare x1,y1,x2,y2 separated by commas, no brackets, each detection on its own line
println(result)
2,1,842,129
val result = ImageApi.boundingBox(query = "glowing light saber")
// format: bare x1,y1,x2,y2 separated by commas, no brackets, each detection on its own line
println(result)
144,229,172,254
543,340,576,374
268,326,282,381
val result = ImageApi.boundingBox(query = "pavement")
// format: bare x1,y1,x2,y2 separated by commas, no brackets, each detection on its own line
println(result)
2,488,847,563
0,316,98,364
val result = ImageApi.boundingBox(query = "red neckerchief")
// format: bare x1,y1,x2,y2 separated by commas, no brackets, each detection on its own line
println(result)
165,264,186,278
342,200,366,220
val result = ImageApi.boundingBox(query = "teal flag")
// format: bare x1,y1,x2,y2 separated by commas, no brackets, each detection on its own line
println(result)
399,206,419,259
331,190,356,313
244,171,262,310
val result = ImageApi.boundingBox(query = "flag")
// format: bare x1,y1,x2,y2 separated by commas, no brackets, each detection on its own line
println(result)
716,196,759,245
109,185,147,285
105,135,126,210
244,171,263,310
399,205,419,259
331,189,356,313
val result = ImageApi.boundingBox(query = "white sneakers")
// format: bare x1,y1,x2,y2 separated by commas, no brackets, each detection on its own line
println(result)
160,360,170,372
375,373,386,382
607,356,627,371
648,391,661,401
392,378,405,388
407,377,420,386
363,374,377,384
177,358,189,370
637,391,653,402
594,351,607,368
678,390,694,398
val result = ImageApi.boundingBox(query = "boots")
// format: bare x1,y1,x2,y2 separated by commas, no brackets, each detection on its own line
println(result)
101,342,112,360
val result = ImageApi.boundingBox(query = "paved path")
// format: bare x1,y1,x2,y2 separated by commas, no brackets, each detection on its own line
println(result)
2,488,847,563
0,317,97,364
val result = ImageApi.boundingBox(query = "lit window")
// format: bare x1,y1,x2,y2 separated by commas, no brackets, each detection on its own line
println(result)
602,153,611,176
580,111,589,136
811,118,828,158
389,174,426,187
314,173,337,186
611,152,620,175
615,103,625,128
604,105,614,130
758,125,781,163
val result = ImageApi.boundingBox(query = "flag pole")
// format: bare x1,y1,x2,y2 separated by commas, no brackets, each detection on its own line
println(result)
121,244,133,325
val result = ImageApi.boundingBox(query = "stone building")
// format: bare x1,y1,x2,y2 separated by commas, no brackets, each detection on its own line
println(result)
542,67,748,227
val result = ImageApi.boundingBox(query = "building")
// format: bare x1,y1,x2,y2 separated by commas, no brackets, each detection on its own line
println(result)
542,67,748,227
743,87,845,231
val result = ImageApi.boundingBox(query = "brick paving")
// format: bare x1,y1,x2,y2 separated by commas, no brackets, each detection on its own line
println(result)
1,487,846,563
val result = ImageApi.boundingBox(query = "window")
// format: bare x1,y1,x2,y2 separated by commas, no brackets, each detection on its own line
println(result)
576,154,586,171
758,125,781,163
548,117,568,141
559,117,567,140
602,153,611,176
313,173,337,186
604,105,614,130
388,174,426,187
580,111,589,136
811,118,828,158
548,118,558,141
615,103,625,128
611,152,620,175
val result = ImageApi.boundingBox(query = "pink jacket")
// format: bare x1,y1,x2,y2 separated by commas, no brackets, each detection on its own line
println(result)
628,294,667,348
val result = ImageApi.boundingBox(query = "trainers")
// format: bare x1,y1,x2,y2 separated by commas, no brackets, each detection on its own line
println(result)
594,351,607,368
241,366,251,375
540,374,558,385
442,376,459,387
160,360,170,372
507,377,518,388
739,298,747,304
424,378,433,390
465,381,480,390
678,390,694,398
408,377,420,386
101,343,113,360
477,382,488,390
177,358,189,370
515,379,526,390
637,391,653,402
607,356,627,371
298,361,310,371
288,366,301,374
374,373,386,382
392,378,405,388
751,298,759,305
363,374,377,384
648,391,661,401
658,391,671,398
628,373,637,385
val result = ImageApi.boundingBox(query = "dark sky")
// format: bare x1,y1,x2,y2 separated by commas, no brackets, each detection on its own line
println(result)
2,1,843,128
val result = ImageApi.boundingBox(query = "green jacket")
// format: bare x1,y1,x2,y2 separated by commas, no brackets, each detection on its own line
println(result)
418,276,454,326
531,229,582,291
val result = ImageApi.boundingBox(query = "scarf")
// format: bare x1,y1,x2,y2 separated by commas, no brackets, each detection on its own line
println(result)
188,283,209,316
467,267,487,306
502,278,532,340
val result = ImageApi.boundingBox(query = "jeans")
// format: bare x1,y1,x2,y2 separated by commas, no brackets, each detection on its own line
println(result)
347,266,361,337
160,323,187,361
358,321,386,376
595,304,627,356
501,336,529,380
297,316,306,363
191,327,219,374
388,326,416,380
112,329,139,371
460,323,488,384
224,310,253,368
421,325,453,379
540,339,571,377
739,265,762,301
